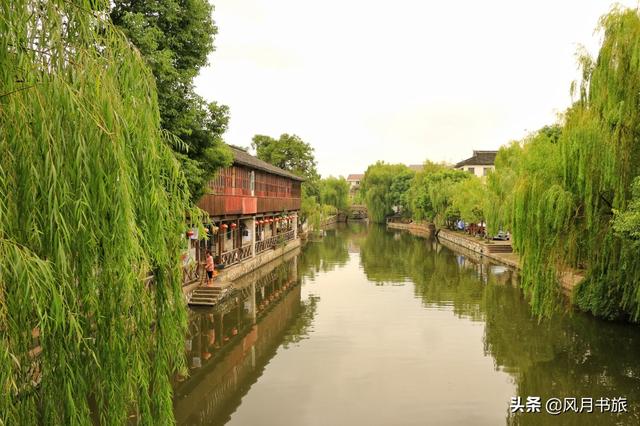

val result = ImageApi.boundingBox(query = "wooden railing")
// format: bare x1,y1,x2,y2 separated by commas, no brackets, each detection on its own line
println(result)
255,235,277,254
282,229,295,243
219,245,253,266
255,230,295,254
182,262,202,286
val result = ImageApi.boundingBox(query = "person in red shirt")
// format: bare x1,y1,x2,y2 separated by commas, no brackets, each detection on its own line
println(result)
205,250,216,286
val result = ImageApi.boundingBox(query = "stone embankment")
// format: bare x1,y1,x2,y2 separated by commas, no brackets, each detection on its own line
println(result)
387,222,583,297
387,221,435,238
183,238,301,303
437,229,520,270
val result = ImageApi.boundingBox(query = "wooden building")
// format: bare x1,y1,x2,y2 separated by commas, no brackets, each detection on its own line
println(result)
192,146,304,269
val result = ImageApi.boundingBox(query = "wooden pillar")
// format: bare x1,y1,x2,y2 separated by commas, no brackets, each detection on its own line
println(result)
249,217,256,257
293,213,298,239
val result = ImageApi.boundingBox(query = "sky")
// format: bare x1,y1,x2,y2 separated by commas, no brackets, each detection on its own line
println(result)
195,0,639,178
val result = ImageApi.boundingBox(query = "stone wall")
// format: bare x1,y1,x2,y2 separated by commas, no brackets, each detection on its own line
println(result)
218,239,301,284
387,221,435,238
386,224,583,297
435,229,580,296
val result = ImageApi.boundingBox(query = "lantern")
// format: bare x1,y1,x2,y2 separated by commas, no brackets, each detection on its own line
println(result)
230,222,237,229
186,229,194,238
221,223,228,230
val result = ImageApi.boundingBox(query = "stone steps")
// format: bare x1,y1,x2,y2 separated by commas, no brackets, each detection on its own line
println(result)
188,286,227,307
485,245,513,254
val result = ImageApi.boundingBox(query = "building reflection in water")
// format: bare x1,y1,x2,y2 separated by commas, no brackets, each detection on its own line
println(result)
173,257,303,425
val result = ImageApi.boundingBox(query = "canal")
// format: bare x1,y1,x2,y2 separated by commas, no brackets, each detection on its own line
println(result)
173,223,640,425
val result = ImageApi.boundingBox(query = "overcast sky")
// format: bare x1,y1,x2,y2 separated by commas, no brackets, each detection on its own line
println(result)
195,0,639,177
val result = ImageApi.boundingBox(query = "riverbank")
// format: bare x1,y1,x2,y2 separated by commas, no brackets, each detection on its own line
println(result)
387,222,583,297
184,238,301,304
174,223,640,425
387,221,434,238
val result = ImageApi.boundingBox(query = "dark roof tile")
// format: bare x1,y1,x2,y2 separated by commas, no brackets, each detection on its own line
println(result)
230,146,305,181
454,150,498,168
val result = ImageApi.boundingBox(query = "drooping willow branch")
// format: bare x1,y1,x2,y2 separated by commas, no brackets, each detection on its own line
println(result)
484,6,640,321
1,0,191,424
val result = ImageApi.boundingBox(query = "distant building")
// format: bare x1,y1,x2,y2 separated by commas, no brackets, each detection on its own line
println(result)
454,150,498,178
346,174,364,190
346,173,364,200
408,164,423,172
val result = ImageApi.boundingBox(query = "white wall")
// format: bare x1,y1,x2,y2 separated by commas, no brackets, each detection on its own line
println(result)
457,165,494,179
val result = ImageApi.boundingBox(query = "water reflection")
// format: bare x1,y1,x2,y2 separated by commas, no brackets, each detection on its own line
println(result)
174,223,640,425
173,258,307,425
359,224,640,425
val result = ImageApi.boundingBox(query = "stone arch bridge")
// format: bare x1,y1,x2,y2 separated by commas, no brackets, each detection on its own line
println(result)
348,204,368,220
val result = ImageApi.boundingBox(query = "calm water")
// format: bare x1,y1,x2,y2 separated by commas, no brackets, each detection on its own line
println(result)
174,223,640,425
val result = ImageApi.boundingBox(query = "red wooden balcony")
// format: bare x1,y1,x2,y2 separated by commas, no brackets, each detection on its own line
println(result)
257,196,300,213
198,194,300,217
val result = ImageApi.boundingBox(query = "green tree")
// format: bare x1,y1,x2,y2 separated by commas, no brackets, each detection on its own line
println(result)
613,177,640,241
451,177,487,225
483,141,523,236
111,0,232,201
252,133,321,224
408,167,469,227
360,163,414,223
319,177,350,212
252,134,320,182
1,1,191,423
481,7,640,320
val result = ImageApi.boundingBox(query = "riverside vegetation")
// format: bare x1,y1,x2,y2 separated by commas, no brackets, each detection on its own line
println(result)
0,0,199,423
0,1,352,423
4,1,640,424
359,7,640,323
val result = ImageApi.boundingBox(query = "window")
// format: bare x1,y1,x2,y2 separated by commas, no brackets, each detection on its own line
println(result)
483,167,491,176
467,167,475,174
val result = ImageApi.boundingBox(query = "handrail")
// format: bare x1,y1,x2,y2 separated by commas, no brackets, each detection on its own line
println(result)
220,245,252,266
255,230,294,254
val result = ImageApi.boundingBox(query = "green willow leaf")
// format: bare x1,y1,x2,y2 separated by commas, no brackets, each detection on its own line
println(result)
1,0,190,423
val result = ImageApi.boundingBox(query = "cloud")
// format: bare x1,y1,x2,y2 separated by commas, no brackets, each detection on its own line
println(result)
197,0,640,177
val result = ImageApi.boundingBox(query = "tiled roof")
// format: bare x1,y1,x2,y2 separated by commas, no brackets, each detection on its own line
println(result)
347,174,364,181
230,146,305,181
454,150,498,168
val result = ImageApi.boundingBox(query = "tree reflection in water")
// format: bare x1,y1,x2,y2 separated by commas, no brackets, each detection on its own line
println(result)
175,223,640,425
357,224,640,425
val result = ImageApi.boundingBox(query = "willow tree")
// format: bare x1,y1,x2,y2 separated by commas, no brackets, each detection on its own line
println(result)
490,7,640,320
569,8,640,320
407,167,468,227
1,1,190,424
360,162,414,223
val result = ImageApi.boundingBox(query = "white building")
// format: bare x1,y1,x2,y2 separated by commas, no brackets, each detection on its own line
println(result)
454,150,498,178
346,174,364,190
